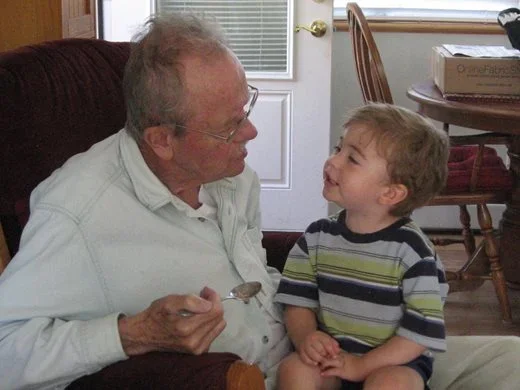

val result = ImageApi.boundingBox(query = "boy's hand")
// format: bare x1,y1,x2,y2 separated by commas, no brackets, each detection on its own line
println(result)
320,351,367,382
298,330,340,366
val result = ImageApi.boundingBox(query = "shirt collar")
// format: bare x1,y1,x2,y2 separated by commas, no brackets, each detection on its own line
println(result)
119,128,183,211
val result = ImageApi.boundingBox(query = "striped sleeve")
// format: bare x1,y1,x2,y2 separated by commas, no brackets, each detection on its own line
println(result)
397,255,447,352
274,232,319,308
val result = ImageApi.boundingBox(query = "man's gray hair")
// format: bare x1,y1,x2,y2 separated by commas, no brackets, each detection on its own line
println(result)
123,13,230,141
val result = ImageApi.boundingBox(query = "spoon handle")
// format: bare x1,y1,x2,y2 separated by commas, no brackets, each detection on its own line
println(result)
177,296,250,317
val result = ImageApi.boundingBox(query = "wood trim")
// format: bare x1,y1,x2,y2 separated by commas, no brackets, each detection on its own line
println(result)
226,361,265,390
0,0,62,52
0,223,12,275
334,20,505,35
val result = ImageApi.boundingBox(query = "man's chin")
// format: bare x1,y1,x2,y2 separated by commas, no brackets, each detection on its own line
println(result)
224,161,246,178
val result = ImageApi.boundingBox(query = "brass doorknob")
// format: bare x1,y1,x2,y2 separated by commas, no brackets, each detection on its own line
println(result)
294,20,327,38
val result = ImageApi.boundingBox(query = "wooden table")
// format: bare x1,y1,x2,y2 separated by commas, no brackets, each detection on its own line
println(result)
407,79,520,286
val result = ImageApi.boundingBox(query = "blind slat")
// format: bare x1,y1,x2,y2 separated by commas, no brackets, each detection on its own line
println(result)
157,0,289,73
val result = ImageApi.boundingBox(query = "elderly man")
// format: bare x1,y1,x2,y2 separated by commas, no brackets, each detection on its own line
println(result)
0,13,519,390
0,13,289,389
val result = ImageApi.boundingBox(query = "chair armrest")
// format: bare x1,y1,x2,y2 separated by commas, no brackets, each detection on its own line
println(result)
226,360,265,390
67,351,264,390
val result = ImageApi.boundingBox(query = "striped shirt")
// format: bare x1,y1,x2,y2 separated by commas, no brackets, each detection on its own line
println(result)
274,211,448,355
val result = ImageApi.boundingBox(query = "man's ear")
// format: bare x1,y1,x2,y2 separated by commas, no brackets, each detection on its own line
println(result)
142,126,175,160
379,183,408,206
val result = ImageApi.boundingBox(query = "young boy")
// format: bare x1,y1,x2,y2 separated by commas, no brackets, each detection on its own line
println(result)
274,103,450,390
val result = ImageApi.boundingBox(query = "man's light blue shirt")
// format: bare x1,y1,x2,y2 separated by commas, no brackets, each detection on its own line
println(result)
0,129,289,389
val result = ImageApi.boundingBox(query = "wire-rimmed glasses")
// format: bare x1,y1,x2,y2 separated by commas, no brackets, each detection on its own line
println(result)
168,84,259,143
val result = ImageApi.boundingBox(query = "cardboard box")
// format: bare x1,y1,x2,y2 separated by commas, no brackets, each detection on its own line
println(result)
432,46,520,95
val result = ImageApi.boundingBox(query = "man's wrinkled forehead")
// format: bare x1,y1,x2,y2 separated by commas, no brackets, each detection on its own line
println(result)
182,51,246,102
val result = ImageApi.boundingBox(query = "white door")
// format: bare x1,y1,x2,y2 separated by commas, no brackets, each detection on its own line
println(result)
246,1,332,231
102,0,333,232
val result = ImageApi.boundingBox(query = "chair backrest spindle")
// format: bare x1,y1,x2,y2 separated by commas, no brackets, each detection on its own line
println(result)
347,2,393,104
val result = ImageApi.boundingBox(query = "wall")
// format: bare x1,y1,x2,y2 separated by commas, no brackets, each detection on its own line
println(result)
331,31,510,228
331,31,507,135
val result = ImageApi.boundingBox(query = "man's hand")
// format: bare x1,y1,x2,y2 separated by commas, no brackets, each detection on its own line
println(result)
297,330,340,366
118,286,226,356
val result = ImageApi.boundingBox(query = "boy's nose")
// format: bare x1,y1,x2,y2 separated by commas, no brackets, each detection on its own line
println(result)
324,158,336,174
326,153,340,168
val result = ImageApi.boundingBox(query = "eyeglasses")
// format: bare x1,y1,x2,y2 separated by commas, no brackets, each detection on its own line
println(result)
168,84,259,143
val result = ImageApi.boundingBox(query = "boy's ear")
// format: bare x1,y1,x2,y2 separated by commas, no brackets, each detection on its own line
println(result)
142,126,175,160
379,184,408,206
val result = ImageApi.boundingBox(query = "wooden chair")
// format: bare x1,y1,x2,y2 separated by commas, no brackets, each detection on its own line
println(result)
346,2,513,323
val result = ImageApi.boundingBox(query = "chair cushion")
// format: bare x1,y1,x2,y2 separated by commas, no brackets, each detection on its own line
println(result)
443,146,512,194
14,199,30,228
0,38,130,256
0,198,29,255
262,231,302,273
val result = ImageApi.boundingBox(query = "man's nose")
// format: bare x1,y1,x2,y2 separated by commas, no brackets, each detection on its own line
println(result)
239,119,258,141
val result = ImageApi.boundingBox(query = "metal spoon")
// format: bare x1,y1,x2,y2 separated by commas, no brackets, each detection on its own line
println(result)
177,281,262,317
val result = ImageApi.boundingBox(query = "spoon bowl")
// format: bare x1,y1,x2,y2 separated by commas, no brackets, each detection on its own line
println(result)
178,281,262,317
221,281,262,304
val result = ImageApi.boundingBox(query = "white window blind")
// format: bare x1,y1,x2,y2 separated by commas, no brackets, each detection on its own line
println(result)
334,1,520,21
156,0,288,73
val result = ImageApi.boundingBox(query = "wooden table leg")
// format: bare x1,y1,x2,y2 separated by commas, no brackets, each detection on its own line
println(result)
500,135,520,287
